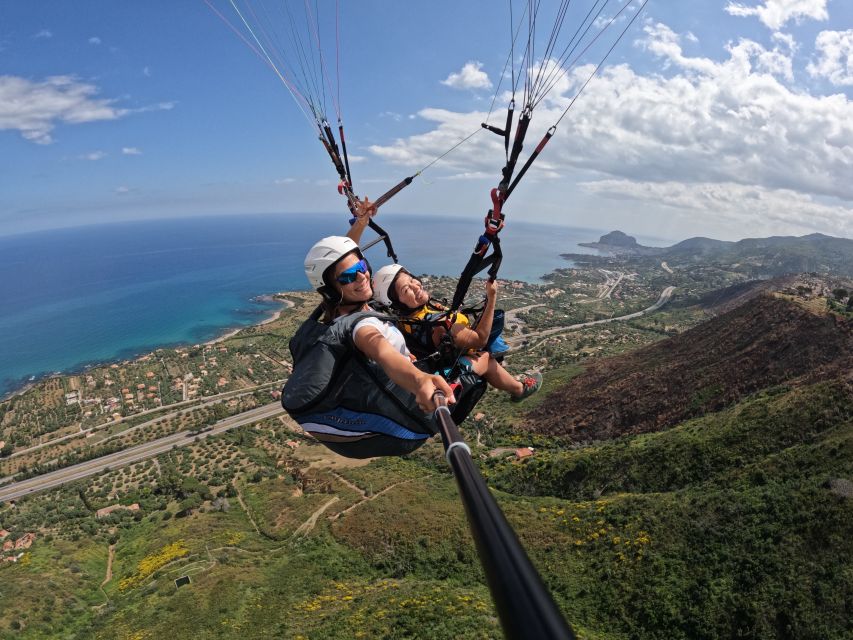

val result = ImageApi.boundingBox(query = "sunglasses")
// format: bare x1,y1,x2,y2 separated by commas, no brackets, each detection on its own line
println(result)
336,259,370,285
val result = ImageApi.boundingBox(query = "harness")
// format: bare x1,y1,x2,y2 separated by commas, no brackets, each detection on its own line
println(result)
282,309,436,458
399,302,471,360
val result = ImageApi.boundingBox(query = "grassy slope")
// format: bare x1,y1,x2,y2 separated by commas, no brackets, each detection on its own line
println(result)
486,378,853,639
2,302,851,639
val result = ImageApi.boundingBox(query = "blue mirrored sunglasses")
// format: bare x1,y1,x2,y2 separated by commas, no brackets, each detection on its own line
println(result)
336,259,370,285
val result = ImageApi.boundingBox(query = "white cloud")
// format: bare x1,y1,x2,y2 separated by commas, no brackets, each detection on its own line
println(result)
808,29,853,86
274,177,298,185
368,20,853,238
579,179,853,237
34,29,53,39
441,61,493,91
122,147,142,155
0,76,123,144
0,75,174,144
80,151,106,161
115,186,130,194
89,36,101,45
143,66,152,77
724,0,828,31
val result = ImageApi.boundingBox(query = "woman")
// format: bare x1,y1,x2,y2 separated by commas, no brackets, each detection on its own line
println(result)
372,264,542,402
281,230,455,459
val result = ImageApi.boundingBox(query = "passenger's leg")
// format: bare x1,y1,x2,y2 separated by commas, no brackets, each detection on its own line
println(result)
468,352,524,396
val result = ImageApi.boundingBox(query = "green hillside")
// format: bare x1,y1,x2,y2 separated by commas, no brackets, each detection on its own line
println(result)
2,371,850,639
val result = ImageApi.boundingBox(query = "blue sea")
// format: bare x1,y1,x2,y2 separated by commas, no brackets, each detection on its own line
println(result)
0,213,663,398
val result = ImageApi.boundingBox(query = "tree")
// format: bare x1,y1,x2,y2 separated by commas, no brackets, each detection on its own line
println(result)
832,288,848,301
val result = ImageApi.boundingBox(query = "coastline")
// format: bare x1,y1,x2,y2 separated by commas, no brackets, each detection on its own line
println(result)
203,297,294,345
2,295,296,403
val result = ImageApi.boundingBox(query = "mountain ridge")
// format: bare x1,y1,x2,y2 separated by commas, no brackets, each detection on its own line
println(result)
523,293,852,441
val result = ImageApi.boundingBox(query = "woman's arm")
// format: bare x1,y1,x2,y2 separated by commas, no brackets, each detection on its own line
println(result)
444,280,498,351
354,325,455,411
345,197,376,244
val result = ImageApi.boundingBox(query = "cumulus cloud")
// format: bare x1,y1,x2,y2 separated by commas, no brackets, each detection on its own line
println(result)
441,61,493,90
89,36,101,45
143,66,152,77
0,75,173,144
368,20,853,236
579,179,853,237
808,29,853,86
34,29,53,39
80,151,106,161
122,147,142,155
725,0,828,31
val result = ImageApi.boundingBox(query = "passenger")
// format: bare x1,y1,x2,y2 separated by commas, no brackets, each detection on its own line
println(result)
281,224,455,459
373,264,542,403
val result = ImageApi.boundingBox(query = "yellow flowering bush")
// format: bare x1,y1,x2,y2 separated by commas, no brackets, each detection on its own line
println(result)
119,540,189,591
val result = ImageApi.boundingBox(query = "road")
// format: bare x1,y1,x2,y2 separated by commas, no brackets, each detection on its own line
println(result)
0,402,284,502
598,269,624,299
503,304,546,333
8,381,284,460
507,286,675,346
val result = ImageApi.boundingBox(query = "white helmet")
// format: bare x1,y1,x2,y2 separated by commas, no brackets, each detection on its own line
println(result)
372,263,406,306
304,236,362,291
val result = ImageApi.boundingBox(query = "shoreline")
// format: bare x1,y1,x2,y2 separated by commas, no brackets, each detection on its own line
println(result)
203,298,294,346
2,295,297,403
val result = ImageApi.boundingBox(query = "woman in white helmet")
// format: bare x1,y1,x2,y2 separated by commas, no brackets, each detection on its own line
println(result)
282,202,455,458
373,264,541,402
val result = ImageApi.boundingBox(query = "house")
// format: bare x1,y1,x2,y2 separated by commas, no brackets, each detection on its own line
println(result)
0,529,9,540
145,371,155,379
14,532,36,550
515,447,535,460
96,503,140,519
2,540,14,552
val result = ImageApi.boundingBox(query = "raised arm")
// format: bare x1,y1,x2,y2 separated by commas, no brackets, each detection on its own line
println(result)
345,197,376,245
445,280,498,351
353,325,455,411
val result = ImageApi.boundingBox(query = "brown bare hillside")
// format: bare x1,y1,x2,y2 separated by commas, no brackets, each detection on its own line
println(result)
525,294,852,441
696,276,796,315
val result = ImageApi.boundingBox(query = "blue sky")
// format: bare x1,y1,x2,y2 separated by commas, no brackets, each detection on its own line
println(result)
1,0,852,241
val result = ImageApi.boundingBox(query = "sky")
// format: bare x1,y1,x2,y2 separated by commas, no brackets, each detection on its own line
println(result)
1,0,852,242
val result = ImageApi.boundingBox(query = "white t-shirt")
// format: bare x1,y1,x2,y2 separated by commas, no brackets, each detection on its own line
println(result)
353,316,411,358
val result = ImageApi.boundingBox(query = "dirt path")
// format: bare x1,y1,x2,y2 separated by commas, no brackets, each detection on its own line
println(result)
330,471,368,498
331,475,431,521
234,482,262,536
293,496,339,536
100,543,116,587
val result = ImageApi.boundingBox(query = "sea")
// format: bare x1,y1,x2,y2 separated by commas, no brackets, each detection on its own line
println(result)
0,213,667,398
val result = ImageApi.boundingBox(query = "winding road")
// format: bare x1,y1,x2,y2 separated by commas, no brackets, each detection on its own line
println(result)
507,286,676,346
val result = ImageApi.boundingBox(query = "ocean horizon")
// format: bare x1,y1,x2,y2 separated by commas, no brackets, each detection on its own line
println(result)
0,213,670,398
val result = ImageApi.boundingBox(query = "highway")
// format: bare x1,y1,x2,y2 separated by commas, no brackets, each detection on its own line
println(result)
0,402,284,502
